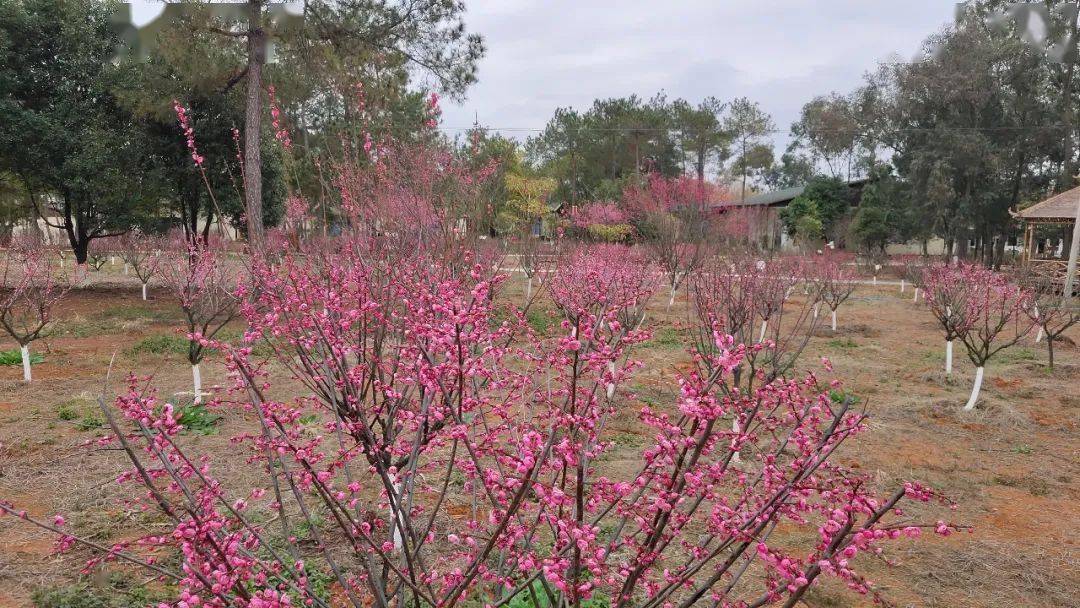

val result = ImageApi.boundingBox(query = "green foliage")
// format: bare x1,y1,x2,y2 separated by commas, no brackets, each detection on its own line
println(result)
726,97,775,199
828,388,861,406
32,575,171,608
525,94,684,205
56,402,78,421
0,0,166,262
126,334,189,357
75,413,103,431
649,326,686,348
827,337,858,349
526,308,556,335
56,396,96,424
503,581,610,608
175,403,222,435
586,223,633,243
0,348,41,366
849,168,910,252
779,176,853,244
849,204,892,253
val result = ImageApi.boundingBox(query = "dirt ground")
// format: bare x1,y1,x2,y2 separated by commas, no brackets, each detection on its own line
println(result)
0,262,1077,607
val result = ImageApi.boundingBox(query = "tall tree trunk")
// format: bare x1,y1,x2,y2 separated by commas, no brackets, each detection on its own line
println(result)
243,0,267,247
1059,7,1080,191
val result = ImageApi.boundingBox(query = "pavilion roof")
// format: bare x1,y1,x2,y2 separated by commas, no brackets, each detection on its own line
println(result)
1014,186,1080,221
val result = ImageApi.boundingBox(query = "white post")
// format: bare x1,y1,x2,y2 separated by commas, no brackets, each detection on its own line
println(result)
142,283,148,301
1035,326,1044,343
900,279,906,293
192,363,203,404
945,340,953,376
873,275,877,286
963,366,985,411
758,320,767,343
831,309,837,331
20,345,31,383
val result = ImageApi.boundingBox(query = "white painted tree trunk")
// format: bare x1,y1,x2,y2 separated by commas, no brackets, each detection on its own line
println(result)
831,309,837,331
1035,326,1044,343
945,340,953,375
963,366,985,411
667,283,677,308
913,287,919,303
141,283,148,301
758,320,767,343
813,303,820,319
873,276,877,286
731,418,741,464
392,478,404,551
606,361,616,399
21,345,31,383
525,276,532,301
192,364,203,404
123,263,129,275
900,279,906,293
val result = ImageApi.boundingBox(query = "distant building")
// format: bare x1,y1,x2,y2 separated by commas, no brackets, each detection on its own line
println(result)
712,179,869,250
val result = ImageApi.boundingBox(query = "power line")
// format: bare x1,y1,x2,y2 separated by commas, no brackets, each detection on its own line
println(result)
440,125,1073,134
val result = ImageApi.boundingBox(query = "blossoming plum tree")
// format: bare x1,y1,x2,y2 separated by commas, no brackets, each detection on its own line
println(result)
0,241,959,608
1019,273,1080,369
0,237,69,382
922,263,973,377
117,230,162,300
812,254,857,332
924,264,1035,409
158,237,239,403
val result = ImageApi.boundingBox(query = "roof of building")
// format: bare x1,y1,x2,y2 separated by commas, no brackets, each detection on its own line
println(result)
737,185,807,207
1014,186,1080,221
722,178,870,209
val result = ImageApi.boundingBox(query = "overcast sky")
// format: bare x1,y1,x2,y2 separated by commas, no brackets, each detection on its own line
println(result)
130,1,960,147
438,0,959,147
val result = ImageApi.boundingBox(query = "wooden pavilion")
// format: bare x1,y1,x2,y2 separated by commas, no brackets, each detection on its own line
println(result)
1012,185,1080,290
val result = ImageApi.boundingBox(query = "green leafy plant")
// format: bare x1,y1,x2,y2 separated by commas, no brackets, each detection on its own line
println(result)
56,403,78,421
0,348,43,366
75,414,103,431
175,403,222,435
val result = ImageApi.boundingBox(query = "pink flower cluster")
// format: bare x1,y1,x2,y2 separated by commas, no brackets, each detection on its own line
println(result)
172,101,205,167
267,86,292,151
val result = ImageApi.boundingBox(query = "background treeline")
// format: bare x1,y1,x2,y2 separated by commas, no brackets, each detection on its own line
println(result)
1,0,1077,263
